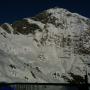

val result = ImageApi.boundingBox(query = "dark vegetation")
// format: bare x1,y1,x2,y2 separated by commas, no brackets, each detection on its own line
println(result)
24,76,28,80
0,32,7,38
9,64,16,69
78,30,90,55
31,71,36,78
52,72,60,79
62,73,85,84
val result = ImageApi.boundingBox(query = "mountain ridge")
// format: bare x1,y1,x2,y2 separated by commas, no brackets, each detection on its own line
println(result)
0,7,90,83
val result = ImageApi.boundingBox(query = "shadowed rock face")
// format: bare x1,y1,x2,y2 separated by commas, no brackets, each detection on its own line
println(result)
32,10,63,27
32,11,52,24
12,19,42,35
1,24,11,34
0,8,90,83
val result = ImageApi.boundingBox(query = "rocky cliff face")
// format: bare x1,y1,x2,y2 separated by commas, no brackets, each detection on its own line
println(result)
0,7,90,83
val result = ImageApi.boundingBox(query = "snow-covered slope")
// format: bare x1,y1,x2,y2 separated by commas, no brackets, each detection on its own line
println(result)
0,7,90,83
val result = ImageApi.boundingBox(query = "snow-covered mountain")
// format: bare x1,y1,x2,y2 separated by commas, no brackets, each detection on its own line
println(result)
0,7,90,83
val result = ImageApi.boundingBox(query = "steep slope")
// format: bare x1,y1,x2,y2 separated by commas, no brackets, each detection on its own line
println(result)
0,7,90,83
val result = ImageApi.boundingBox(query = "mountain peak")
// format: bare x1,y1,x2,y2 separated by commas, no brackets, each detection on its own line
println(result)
0,8,90,83
46,7,70,13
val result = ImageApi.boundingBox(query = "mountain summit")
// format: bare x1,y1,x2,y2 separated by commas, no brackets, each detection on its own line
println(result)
0,7,90,83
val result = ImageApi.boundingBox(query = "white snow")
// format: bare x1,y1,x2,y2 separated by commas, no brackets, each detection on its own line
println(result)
0,7,90,83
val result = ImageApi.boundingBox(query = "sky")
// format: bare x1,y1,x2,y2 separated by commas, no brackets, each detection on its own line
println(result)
0,0,90,24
